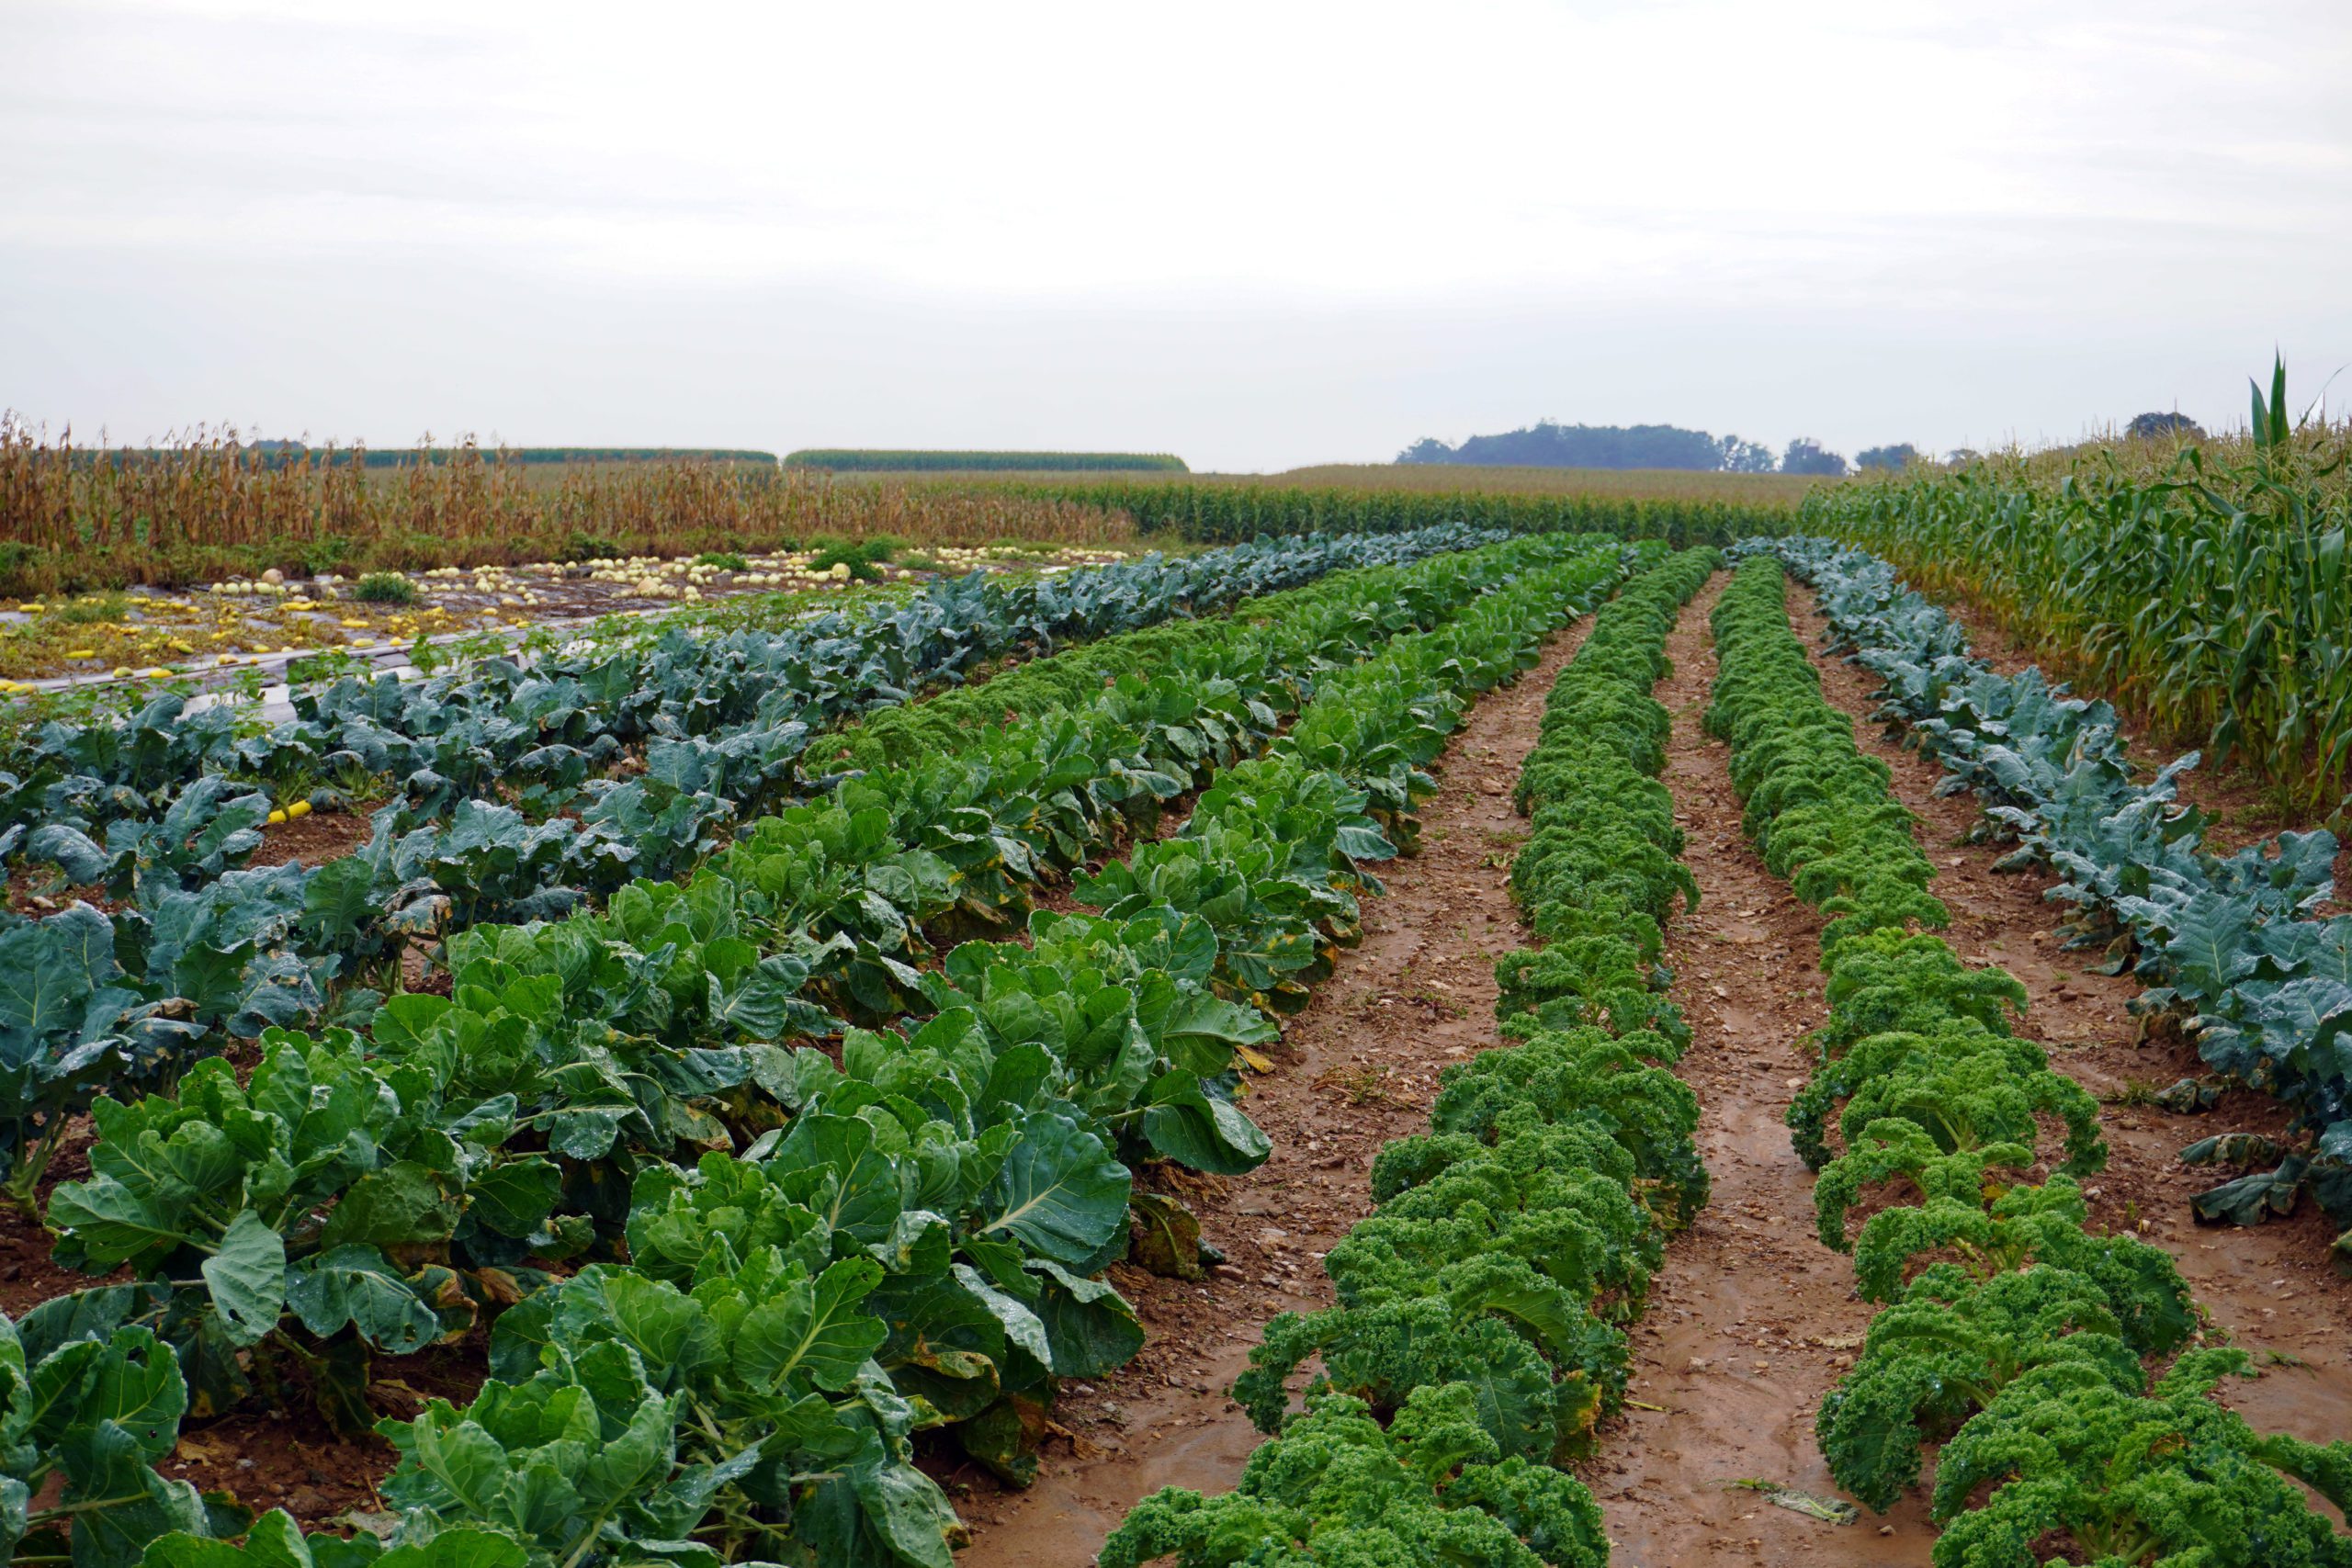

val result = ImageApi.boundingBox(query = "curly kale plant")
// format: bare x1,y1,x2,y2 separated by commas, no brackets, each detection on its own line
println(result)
1812,931,2030,1055
1705,559,1951,959
1233,1249,1629,1466
1849,1178,2198,1359
1817,1262,2143,1513
1928,1349,2352,1568
1100,1386,1606,1568
1340,1106,1661,1324
1430,1025,1708,1228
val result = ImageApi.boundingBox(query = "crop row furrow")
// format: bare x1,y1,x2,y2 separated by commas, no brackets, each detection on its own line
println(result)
1758,535,2352,1257
1097,547,1718,1567
1707,554,2352,1567
1,536,1640,1567
0,526,1532,1210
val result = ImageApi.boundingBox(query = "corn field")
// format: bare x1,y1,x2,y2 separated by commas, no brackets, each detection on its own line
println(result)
978,478,1803,547
1808,375,2352,810
1233,461,1828,506
0,426,1133,596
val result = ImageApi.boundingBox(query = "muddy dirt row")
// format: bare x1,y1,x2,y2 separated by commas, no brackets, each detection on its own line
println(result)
966,570,2352,1567
1598,580,2352,1567
1790,585,2352,1439
953,617,1600,1563
12,568,2342,1562
1591,573,1935,1567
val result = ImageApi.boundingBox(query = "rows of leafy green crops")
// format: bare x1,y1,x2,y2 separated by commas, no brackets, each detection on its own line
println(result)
2,525,1494,862
1757,536,2352,1256
985,479,1794,547
1100,548,1717,1566
1709,556,2352,1567
0,534,1638,1566
0,526,1516,1212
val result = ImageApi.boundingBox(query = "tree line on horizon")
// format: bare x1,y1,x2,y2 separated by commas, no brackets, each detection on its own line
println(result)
1398,411,2216,479
1396,421,1859,476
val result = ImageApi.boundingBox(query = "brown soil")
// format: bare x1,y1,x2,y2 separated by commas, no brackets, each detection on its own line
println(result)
248,807,377,869
0,1119,124,1317
4,872,128,919
165,1341,488,1526
0,1219,105,1317
1595,575,1938,1568
1791,586,2352,1444
952,619,1600,1566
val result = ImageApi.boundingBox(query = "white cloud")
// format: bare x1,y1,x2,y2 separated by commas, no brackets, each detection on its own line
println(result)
4,0,2347,467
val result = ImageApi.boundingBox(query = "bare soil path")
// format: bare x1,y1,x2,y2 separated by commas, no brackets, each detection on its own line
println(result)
1595,579,2352,1568
954,570,2352,1568
1791,585,2352,1447
1593,575,1938,1568
953,618,1599,1565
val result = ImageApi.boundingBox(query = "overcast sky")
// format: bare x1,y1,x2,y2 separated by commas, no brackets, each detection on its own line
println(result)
5,0,2348,470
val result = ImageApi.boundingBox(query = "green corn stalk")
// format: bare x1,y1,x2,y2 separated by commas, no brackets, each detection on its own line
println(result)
1805,356,2352,817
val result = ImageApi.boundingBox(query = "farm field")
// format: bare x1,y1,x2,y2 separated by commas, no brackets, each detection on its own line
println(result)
0,526,1648,1563
906,464,1825,504
1804,398,2352,812
1232,462,1830,507
1,504,2348,1568
10,0,2344,1559
972,477,1797,547
0,432,1813,602
0,525,1519,1153
0,539,1130,687
785,451,1189,474
0,430,1135,598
